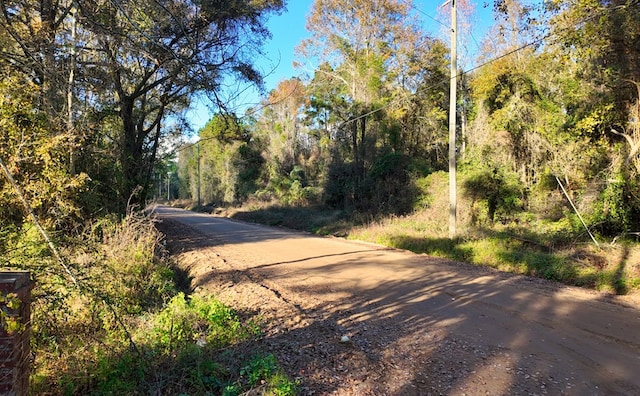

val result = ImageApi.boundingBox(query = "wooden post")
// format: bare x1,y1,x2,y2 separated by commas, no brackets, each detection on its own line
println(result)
448,0,458,237
0,271,33,396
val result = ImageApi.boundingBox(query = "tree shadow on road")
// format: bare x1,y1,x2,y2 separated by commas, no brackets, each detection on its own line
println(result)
157,210,640,395
186,252,640,395
153,211,311,254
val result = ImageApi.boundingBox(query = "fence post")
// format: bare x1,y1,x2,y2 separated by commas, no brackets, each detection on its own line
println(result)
0,271,33,396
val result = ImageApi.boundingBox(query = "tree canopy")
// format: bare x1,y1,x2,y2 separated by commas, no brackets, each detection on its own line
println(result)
0,0,284,217
173,0,640,234
3,0,640,236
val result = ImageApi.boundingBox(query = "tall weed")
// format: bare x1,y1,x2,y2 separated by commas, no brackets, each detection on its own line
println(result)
11,211,295,395
23,211,177,393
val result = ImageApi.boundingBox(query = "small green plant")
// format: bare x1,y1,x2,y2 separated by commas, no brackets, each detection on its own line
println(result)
268,371,300,396
222,353,298,396
93,351,148,395
147,292,261,352
79,293,289,395
241,354,278,387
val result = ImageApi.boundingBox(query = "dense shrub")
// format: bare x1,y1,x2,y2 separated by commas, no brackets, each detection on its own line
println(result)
234,143,265,201
589,169,640,235
324,153,420,215
361,153,418,215
5,211,297,395
0,77,89,231
462,165,524,224
18,212,177,393
324,161,356,210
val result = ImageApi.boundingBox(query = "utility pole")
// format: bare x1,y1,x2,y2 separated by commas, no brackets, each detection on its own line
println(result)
167,172,171,201
447,0,457,237
197,142,201,207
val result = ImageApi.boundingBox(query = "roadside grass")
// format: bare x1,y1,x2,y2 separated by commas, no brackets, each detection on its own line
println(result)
207,177,640,295
79,293,298,395
366,226,640,293
343,179,640,294
3,211,297,395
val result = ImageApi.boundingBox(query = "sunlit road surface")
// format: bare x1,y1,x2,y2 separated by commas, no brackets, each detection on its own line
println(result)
153,205,640,395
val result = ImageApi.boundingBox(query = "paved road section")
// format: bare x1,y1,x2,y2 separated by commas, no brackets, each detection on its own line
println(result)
153,205,640,395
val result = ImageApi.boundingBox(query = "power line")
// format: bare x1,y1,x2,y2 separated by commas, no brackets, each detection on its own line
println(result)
178,0,638,147
401,0,450,30
337,0,635,128
169,0,638,210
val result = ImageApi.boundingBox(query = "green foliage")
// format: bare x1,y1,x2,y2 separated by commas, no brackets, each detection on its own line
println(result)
86,294,290,396
462,166,524,224
572,103,617,139
589,169,640,235
0,292,24,334
87,213,176,315
241,354,279,387
324,161,356,210
15,211,295,395
13,212,175,393
224,354,298,396
322,153,421,216
268,371,300,396
485,71,540,115
348,215,640,293
231,204,349,235
1,0,285,211
146,293,261,352
201,113,249,143
233,0,451,215
177,114,267,205
548,0,640,116
0,77,88,230
235,142,266,201
361,153,419,215
93,352,149,395
253,164,319,207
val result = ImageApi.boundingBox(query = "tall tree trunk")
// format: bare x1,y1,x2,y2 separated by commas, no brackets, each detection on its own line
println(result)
120,97,140,209
40,0,65,118
67,1,78,175
352,119,359,167
143,112,164,203
360,115,366,177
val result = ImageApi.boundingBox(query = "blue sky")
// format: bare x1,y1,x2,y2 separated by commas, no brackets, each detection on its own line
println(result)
186,0,496,132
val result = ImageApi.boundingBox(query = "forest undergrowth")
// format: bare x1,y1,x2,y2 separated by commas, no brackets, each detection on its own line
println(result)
2,211,296,395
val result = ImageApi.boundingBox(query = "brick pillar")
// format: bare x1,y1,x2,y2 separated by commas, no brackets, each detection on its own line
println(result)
0,272,33,396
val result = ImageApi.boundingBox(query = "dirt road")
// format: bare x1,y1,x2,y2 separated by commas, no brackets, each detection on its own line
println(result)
152,205,640,395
